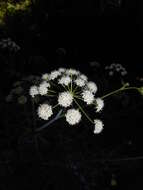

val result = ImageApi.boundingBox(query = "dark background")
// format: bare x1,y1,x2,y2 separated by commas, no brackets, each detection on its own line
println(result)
0,0,143,190
1,0,143,72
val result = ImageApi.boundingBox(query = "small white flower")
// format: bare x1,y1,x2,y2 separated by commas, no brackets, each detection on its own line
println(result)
42,73,49,80
95,98,104,112
58,68,66,73
65,109,81,125
38,104,53,120
58,91,73,107
39,81,50,95
41,81,50,88
80,74,88,81
74,78,85,87
82,90,94,105
49,70,61,80
29,85,39,97
87,82,98,94
66,69,80,75
58,76,71,86
94,119,104,134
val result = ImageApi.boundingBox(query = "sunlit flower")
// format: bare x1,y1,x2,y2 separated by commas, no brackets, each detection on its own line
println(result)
66,68,80,75
38,104,53,120
74,78,85,87
39,81,50,95
28,67,105,134
42,73,49,80
95,98,104,112
65,109,81,125
58,91,73,107
94,119,104,134
58,68,66,73
82,90,94,105
58,76,71,86
29,85,39,97
49,70,61,80
80,74,88,81
87,81,98,94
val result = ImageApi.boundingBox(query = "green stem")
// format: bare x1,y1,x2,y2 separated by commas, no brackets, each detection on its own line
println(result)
53,104,59,109
67,84,71,92
62,84,68,91
74,95,83,101
101,86,139,99
48,90,56,93
73,85,79,93
74,98,94,124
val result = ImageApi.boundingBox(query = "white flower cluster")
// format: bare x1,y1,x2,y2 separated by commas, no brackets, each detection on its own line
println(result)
0,38,20,52
38,104,53,120
105,63,127,76
29,68,104,134
29,81,50,97
58,92,73,107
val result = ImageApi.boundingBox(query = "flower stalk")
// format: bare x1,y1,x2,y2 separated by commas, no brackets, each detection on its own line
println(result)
101,83,139,99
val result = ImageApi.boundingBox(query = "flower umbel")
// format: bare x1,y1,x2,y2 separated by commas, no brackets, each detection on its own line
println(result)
29,68,104,134
95,98,104,112
58,91,73,107
38,104,53,120
65,109,82,125
82,90,94,105
94,119,104,134
29,86,39,98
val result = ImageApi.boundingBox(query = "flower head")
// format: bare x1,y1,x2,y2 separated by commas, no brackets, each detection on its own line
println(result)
29,85,39,97
38,104,53,120
65,109,81,125
87,82,98,94
49,70,61,80
58,76,71,86
58,68,66,73
42,73,49,80
94,119,104,134
58,91,73,107
66,69,80,75
74,78,85,87
95,98,104,112
82,90,94,105
29,67,104,134
80,74,88,81
39,81,50,95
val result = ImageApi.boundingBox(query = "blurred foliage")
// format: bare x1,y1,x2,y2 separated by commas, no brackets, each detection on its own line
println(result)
0,0,33,25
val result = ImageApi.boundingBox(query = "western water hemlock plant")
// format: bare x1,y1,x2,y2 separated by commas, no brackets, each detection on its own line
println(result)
28,68,143,134
0,0,32,25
